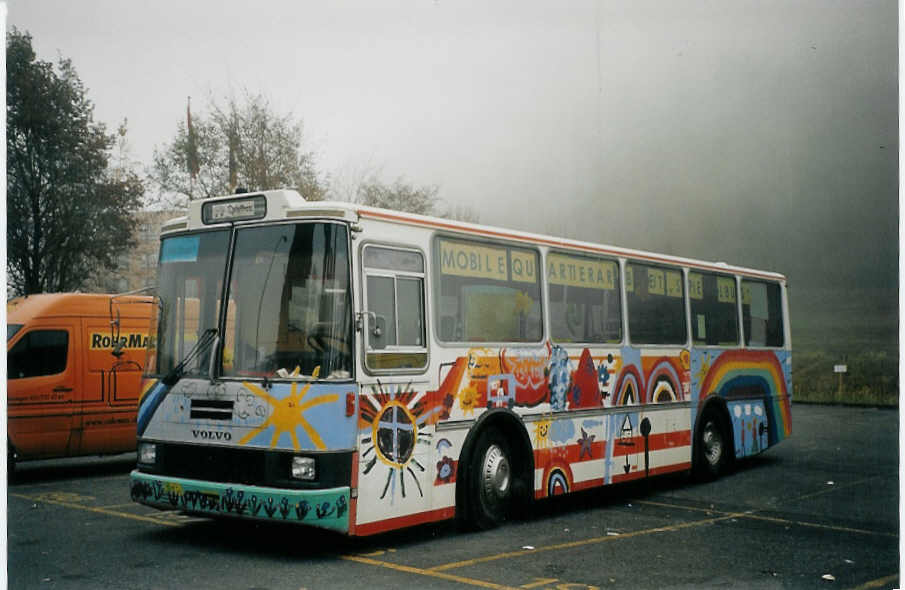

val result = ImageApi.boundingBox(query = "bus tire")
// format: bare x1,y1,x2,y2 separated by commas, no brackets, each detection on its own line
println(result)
695,408,730,480
468,428,514,530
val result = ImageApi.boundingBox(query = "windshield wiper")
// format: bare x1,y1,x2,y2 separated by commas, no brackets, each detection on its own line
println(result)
138,327,219,438
162,328,218,386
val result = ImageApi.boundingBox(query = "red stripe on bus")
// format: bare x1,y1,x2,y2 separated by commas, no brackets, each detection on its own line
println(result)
611,430,691,457
528,431,689,467
348,453,360,535
354,506,457,536
532,440,609,464
611,462,692,484
571,478,605,492
348,497,359,535
533,461,692,499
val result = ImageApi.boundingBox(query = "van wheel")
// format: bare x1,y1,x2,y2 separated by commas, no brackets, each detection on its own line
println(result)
695,409,730,480
468,429,513,530
8,442,17,481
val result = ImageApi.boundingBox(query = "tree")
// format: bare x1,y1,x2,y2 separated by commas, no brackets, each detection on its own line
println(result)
330,162,479,220
355,176,440,216
442,203,481,224
149,91,326,202
356,175,481,221
7,29,143,295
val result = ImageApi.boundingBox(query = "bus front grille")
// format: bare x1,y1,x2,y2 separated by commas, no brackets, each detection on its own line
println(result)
190,399,234,421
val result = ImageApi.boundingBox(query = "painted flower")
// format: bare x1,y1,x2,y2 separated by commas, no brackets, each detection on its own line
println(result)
436,456,455,483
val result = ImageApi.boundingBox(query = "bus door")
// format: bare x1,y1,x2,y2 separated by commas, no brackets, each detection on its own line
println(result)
357,244,433,528
7,322,81,458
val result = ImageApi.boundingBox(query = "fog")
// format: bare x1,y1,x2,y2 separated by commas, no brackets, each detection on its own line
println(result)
6,0,898,349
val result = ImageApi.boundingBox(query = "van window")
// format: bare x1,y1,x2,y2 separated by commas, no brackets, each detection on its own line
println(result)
689,272,739,346
7,324,23,341
742,280,784,347
626,263,686,345
435,238,542,343
8,330,69,379
363,245,427,371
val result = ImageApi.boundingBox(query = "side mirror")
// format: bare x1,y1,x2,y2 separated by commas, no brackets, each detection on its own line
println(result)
110,302,123,358
370,316,387,350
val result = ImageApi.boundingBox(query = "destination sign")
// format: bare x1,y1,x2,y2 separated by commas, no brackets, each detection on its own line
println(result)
201,195,267,224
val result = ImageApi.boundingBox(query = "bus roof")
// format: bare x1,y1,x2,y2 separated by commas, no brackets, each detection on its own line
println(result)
161,189,787,282
7,293,155,323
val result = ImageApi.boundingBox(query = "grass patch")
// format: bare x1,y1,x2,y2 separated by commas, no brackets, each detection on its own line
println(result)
790,285,898,406
793,349,898,406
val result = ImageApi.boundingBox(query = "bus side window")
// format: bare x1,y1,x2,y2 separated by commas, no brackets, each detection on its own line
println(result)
547,252,621,344
434,238,543,344
689,272,739,347
362,245,428,372
625,263,686,345
742,280,784,347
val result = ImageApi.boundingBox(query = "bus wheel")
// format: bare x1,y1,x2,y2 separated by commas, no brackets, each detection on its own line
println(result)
469,429,513,529
696,409,729,480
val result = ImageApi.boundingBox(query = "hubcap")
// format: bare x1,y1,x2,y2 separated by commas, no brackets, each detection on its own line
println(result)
702,421,723,466
482,444,510,501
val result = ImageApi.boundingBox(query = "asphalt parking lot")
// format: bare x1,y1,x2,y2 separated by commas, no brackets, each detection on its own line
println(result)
7,404,899,589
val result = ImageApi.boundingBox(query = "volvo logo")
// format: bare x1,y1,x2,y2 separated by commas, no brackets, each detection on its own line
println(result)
192,429,232,441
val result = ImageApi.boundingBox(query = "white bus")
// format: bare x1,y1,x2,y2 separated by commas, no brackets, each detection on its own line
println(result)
131,189,791,535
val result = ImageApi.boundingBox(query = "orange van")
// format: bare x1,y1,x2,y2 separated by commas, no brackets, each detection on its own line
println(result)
7,293,154,472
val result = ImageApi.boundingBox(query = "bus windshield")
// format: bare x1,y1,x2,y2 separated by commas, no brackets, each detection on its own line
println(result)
223,222,352,380
153,230,231,377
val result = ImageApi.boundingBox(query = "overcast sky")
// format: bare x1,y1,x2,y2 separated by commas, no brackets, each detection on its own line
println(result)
5,0,898,293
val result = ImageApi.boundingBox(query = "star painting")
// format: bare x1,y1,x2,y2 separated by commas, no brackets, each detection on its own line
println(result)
577,427,596,459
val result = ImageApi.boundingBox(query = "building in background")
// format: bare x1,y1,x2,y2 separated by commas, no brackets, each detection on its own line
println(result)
88,210,179,294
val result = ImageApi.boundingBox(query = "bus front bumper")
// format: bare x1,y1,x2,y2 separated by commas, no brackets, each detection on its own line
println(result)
130,470,350,533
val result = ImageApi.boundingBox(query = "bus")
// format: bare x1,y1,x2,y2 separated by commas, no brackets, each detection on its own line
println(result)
130,189,791,535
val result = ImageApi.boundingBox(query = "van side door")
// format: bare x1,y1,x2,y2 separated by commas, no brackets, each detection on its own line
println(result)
7,323,79,459
76,317,144,455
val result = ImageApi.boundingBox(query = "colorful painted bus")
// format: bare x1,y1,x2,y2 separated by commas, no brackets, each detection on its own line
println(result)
131,189,791,535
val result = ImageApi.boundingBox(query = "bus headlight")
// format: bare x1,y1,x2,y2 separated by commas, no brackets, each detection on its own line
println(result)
291,456,316,480
138,442,157,465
